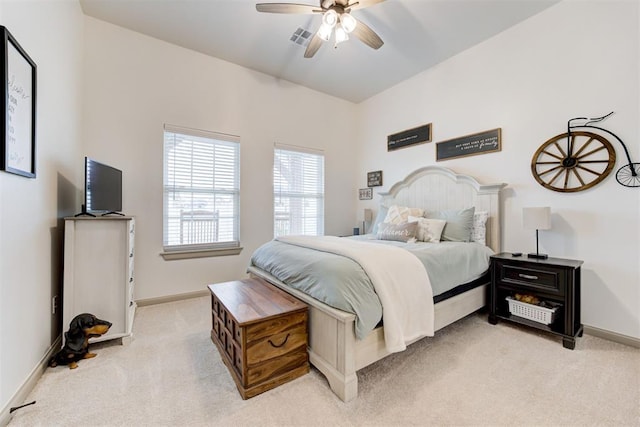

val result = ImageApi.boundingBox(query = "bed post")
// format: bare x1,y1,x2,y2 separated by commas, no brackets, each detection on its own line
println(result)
305,304,358,402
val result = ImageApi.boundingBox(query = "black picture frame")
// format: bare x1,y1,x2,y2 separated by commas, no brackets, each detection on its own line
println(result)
387,123,432,151
358,188,373,200
436,128,501,162
367,170,383,187
0,26,36,178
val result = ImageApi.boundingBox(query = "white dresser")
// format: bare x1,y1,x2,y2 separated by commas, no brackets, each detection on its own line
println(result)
63,216,136,344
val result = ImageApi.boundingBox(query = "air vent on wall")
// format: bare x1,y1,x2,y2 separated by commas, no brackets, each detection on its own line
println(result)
290,27,312,47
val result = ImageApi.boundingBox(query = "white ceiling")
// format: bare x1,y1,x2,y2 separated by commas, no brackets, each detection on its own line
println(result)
79,0,559,103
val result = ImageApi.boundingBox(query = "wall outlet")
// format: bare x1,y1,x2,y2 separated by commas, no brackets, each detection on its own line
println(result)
51,295,58,314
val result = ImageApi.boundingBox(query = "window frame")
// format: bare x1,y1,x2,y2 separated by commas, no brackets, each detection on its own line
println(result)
273,143,325,238
161,124,242,260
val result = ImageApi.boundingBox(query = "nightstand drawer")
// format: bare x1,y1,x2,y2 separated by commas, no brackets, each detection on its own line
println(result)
495,262,566,296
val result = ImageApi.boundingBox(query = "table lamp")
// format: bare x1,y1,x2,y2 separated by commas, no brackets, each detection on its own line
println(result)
363,208,373,234
523,207,551,259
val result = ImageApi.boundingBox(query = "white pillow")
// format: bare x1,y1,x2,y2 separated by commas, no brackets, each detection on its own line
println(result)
384,205,425,224
376,222,418,243
408,216,447,243
471,211,489,244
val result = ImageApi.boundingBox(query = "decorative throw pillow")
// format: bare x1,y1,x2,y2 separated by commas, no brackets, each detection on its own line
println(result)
425,207,476,242
408,216,447,243
384,205,425,225
471,211,489,245
376,221,418,243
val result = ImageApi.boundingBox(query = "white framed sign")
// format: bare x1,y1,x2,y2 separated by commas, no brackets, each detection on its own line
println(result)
1,26,36,178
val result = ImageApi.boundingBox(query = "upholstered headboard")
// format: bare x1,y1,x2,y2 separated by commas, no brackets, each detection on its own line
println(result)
377,166,507,253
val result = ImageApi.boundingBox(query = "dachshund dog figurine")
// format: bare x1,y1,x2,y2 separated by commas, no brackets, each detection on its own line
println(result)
49,313,112,369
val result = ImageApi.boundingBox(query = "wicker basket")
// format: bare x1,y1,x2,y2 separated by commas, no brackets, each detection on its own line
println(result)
506,297,558,325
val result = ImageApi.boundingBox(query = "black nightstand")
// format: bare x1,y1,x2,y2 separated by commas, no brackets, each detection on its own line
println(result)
488,253,583,349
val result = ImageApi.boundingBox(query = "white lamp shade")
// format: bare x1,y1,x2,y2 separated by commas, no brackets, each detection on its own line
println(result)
364,208,373,222
317,23,332,41
523,207,551,230
335,26,349,43
322,9,338,28
340,13,357,33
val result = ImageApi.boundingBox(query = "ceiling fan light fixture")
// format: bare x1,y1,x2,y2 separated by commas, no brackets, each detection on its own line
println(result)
317,23,332,41
339,13,357,33
335,25,349,44
322,9,338,28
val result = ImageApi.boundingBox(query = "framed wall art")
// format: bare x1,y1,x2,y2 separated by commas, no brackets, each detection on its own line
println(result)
436,128,501,162
387,123,432,151
0,26,37,178
367,170,383,187
358,187,373,200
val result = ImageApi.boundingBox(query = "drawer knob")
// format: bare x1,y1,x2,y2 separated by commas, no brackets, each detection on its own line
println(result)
519,273,539,280
268,333,290,348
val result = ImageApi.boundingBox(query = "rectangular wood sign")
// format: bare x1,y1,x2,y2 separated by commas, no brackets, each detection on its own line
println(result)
387,123,432,151
367,170,383,187
359,188,373,200
436,128,501,161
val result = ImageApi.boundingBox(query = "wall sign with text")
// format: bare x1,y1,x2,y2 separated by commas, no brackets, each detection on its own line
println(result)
0,26,37,178
367,170,383,187
358,188,373,200
436,128,501,161
387,123,432,151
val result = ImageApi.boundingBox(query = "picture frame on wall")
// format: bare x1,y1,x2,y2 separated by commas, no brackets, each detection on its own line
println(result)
387,123,432,151
358,188,373,200
436,128,502,162
367,170,383,187
0,26,37,178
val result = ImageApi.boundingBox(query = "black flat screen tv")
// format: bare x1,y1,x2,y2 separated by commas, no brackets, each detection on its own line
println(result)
83,157,123,215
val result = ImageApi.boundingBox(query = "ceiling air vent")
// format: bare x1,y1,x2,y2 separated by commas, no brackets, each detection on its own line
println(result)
290,27,312,47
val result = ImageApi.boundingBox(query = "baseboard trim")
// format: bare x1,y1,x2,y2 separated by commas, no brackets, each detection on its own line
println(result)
136,289,209,307
584,325,640,348
0,336,62,427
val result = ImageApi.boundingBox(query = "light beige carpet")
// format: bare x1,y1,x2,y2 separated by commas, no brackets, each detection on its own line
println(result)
8,296,640,426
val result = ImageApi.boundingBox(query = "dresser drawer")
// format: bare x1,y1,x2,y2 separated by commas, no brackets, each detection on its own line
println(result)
497,262,565,295
246,323,307,365
224,329,235,360
233,350,243,380
225,314,236,338
234,324,243,344
212,296,221,317
212,315,221,337
245,347,308,387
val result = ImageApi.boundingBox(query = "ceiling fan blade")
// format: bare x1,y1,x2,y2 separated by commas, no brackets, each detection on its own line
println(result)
304,33,324,58
256,3,320,14
351,18,384,49
346,0,385,11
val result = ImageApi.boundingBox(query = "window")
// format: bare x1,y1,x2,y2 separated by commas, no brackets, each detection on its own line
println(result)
273,145,324,237
163,125,240,258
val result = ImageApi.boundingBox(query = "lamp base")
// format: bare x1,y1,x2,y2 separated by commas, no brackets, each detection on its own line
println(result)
527,252,548,260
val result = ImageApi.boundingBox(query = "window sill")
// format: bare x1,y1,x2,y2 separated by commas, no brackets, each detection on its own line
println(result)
160,246,243,261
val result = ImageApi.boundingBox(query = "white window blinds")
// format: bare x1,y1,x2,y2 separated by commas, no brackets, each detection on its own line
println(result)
163,125,240,251
273,145,324,237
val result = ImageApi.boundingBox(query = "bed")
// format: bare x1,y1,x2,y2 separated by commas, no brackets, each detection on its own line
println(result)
247,165,507,401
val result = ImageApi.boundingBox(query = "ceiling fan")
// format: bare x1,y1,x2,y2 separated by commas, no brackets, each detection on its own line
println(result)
256,0,385,58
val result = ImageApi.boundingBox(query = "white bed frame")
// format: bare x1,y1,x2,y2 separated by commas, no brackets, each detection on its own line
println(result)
248,166,507,402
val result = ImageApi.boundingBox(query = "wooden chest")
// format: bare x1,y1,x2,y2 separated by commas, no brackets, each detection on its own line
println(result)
208,278,309,399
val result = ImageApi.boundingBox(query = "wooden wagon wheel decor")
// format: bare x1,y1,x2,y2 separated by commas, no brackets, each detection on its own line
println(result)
531,112,638,192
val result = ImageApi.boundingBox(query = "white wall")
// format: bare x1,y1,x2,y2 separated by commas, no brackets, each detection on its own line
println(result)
82,17,359,301
0,0,83,420
356,1,639,339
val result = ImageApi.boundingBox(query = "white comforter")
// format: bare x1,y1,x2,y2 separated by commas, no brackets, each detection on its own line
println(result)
277,235,434,353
